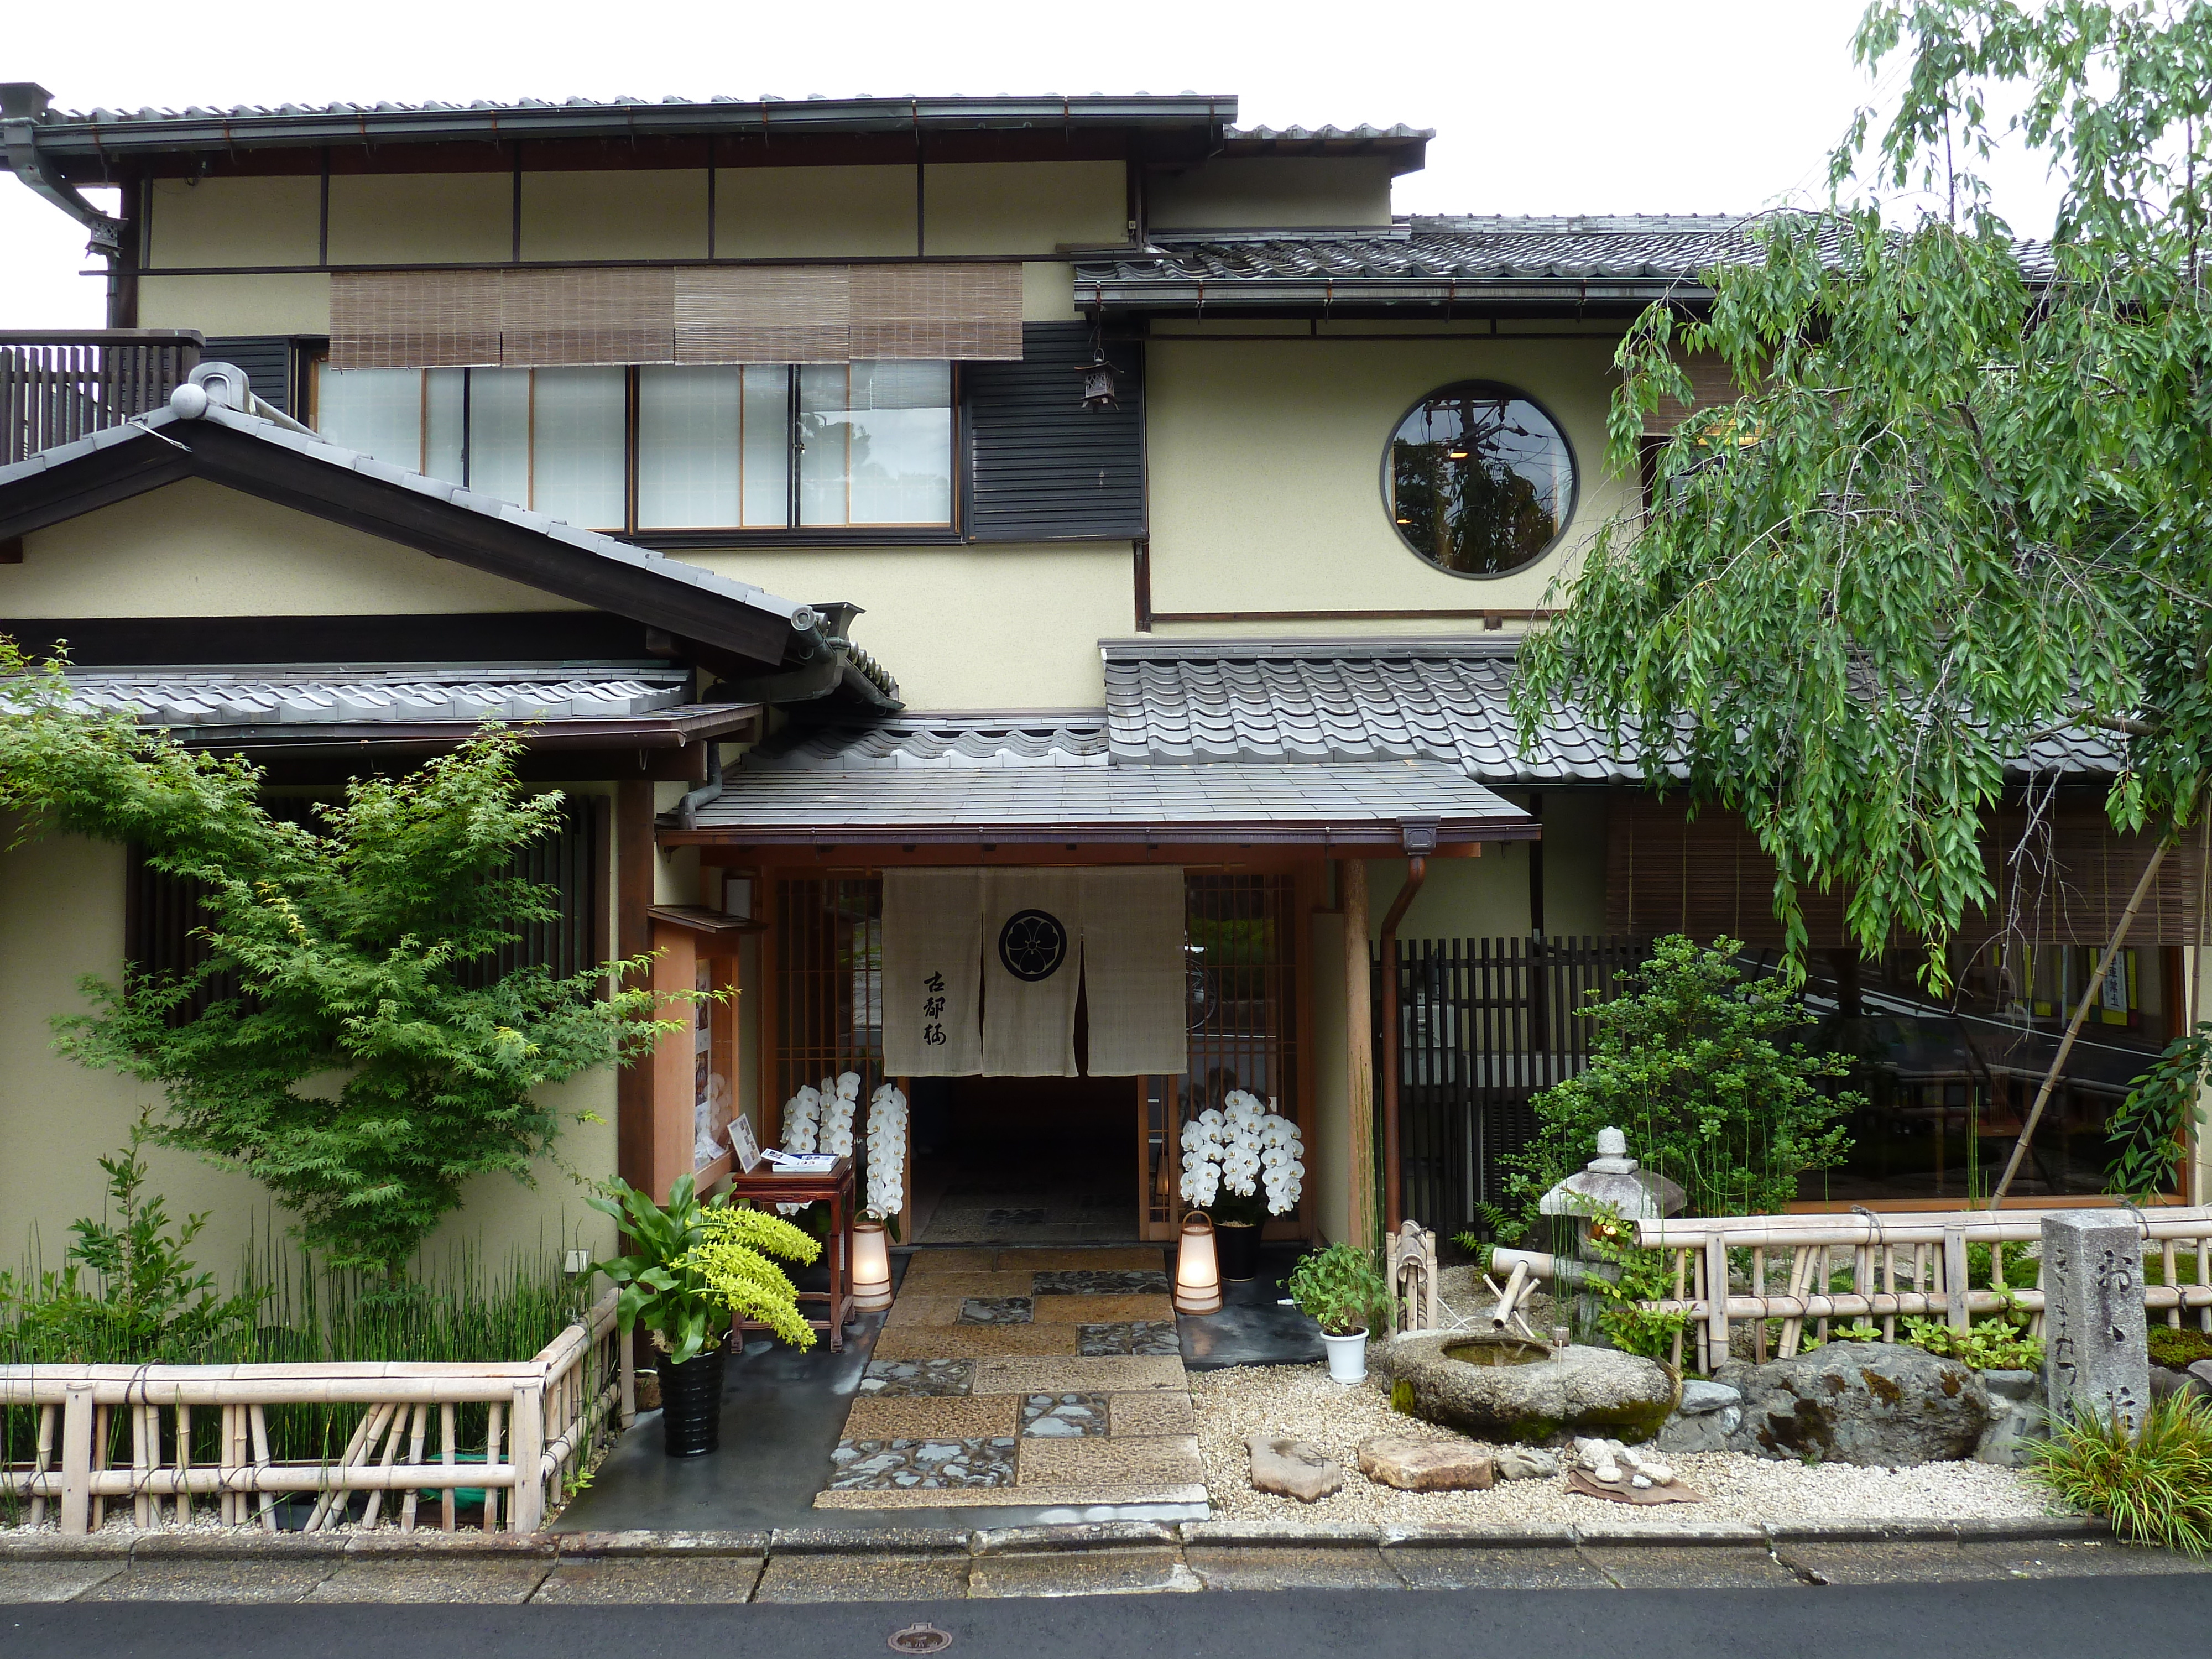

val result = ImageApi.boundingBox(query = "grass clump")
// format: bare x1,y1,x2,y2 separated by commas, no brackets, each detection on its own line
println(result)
2030,1394,2212,1555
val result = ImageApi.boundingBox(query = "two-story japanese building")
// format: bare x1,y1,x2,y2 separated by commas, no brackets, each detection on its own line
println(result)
2,82,2204,1284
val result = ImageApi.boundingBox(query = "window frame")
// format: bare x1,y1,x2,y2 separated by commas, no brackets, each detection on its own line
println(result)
307,348,968,546
1378,379,1580,580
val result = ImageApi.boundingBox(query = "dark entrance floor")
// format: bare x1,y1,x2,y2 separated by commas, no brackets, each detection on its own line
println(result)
1180,1243,1327,1371
909,1075,1138,1246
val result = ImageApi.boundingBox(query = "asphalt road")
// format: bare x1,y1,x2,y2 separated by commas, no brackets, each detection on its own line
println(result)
8,1577,2211,1659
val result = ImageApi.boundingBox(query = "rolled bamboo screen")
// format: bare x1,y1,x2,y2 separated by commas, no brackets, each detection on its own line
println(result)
331,264,1022,369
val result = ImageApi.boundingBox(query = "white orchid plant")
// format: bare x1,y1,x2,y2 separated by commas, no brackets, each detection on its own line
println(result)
774,1072,907,1235
1178,1090,1303,1226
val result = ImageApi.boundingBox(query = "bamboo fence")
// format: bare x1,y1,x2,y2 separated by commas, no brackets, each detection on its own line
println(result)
0,1288,630,1536
1490,1204,2212,1376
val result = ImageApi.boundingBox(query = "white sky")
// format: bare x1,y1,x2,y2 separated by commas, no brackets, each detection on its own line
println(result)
1,0,2070,327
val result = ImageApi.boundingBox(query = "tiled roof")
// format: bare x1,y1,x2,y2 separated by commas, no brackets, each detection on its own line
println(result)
747,717,1109,770
1099,639,2126,785
1073,216,2057,305
696,731,1532,846
0,392,899,709
63,666,690,730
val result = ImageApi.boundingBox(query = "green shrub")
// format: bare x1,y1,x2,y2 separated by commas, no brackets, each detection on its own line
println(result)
2030,1394,2212,1555
1286,1241,1391,1337
1489,936,1857,1237
2148,1327,2212,1371
1575,1203,1692,1358
1901,1316,2044,1373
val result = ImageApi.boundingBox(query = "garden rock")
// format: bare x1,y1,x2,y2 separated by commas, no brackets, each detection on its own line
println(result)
1973,1369,2045,1468
1246,1433,1343,1502
1376,1333,1679,1446
1719,1341,1992,1467
1655,1379,1743,1454
1354,1435,1495,1491
1491,1446,1559,1481
2192,1360,2212,1395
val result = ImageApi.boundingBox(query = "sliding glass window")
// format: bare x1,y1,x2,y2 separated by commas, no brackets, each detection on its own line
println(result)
314,359,952,535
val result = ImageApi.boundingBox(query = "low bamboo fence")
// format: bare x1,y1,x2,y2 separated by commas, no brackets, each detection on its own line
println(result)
0,1288,629,1536
1491,1205,2212,1376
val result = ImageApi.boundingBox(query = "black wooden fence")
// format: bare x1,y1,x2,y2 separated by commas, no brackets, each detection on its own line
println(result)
1384,935,1647,1238
3,332,202,466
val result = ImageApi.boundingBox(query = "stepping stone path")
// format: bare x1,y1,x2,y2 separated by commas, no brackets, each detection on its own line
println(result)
817,1247,1206,1510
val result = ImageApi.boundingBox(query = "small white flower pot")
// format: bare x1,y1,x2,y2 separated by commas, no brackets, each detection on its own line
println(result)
1322,1328,1369,1385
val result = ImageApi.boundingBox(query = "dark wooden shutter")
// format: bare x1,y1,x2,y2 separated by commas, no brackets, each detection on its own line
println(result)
201,336,296,414
123,799,606,1022
965,322,1144,542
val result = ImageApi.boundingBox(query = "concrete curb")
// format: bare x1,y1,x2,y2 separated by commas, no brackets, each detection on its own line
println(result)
0,1512,2115,1563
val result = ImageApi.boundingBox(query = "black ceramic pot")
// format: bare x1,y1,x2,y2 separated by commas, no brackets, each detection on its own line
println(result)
658,1343,727,1458
1215,1220,1261,1283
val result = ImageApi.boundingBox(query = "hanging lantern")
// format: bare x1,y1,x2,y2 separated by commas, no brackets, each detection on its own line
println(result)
852,1218,894,1311
1081,353,1118,411
1173,1211,1222,1314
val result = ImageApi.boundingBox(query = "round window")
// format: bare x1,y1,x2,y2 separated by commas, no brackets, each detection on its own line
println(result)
1383,382,1577,576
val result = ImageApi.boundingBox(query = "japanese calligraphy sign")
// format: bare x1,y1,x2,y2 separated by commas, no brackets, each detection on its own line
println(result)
881,868,984,1076
2041,1210,2150,1432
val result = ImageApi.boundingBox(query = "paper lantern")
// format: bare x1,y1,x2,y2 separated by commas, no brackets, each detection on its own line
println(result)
852,1218,894,1312
1173,1211,1222,1314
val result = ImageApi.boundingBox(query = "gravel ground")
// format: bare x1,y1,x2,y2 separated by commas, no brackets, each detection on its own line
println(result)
1191,1361,2071,1529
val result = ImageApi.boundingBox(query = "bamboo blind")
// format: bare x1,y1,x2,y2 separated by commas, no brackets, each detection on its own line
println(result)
332,264,1022,370
1641,351,1742,435
1605,791,2208,950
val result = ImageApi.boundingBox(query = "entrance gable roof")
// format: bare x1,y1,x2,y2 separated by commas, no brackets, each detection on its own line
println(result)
0,400,899,707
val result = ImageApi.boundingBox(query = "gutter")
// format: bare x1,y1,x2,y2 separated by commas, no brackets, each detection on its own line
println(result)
1,82,124,257
1377,817,1437,1236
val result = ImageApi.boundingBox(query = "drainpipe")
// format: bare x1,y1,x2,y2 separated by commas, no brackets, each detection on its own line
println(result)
1379,817,1439,1237
675,740,724,831
1,84,129,310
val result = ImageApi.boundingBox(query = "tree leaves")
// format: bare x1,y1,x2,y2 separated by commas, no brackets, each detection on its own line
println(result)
1516,2,2212,982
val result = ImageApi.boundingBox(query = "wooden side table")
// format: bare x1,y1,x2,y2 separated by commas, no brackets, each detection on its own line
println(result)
721,1156,858,1352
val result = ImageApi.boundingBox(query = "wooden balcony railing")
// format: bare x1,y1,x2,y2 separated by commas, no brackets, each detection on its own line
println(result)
2,330,204,467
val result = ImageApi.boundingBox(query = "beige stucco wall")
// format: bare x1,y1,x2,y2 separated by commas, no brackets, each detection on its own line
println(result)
1147,157,1397,229
328,173,513,266
1021,262,1077,321
1361,792,1610,946
715,165,916,259
1145,332,1633,617
923,161,1125,255
6,480,586,619
695,542,1134,709
0,829,622,1295
138,273,331,336
148,176,321,269
524,170,709,263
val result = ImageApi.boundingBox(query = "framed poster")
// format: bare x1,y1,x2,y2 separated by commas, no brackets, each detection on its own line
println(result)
729,1110,761,1175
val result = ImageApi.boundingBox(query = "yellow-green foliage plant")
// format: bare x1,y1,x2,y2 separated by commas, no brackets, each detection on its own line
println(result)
2030,1394,2212,1556
679,1207,823,1349
590,1176,820,1361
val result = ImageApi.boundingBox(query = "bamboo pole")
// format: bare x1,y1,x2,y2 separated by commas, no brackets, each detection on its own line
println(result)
441,1402,458,1533
483,1402,504,1533
1991,841,2171,1204
309,1403,388,1533
59,1382,93,1536
1,1464,526,1499
249,1406,276,1532
509,1385,545,1535
30,1402,55,1529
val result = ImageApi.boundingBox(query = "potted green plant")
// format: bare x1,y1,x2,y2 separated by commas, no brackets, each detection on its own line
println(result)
1285,1241,1391,1384
588,1175,821,1457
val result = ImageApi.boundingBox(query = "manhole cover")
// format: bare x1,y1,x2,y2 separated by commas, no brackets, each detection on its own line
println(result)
888,1625,953,1655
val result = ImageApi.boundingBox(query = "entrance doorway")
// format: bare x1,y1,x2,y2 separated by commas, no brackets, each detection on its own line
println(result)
907,1075,1139,1244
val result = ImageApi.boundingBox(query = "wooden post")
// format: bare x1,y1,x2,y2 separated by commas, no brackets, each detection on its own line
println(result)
1943,1226,1970,1333
649,922,699,1204
509,1384,546,1535
59,1381,94,1536
615,779,656,1198
1342,858,1375,1254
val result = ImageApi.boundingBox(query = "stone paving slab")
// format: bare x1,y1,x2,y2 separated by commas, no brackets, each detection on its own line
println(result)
969,1546,1201,1597
883,1294,968,1328
971,1354,1186,1394
752,1551,971,1602
0,1561,127,1602
843,1394,1022,1441
305,1557,552,1603
812,1481,1210,1510
1110,1391,1197,1437
1031,1293,1178,1324
904,1249,997,1271
995,1249,1168,1271
893,1271,1035,1298
872,1324,1082,1360
1776,1542,2028,1585
859,1358,976,1396
1017,1433,1204,1488
531,1556,763,1603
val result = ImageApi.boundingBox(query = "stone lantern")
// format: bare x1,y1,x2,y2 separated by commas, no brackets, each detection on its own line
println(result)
1536,1129,1686,1343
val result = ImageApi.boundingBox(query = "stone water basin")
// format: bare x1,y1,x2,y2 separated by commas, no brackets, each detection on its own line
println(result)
1376,1332,1681,1446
